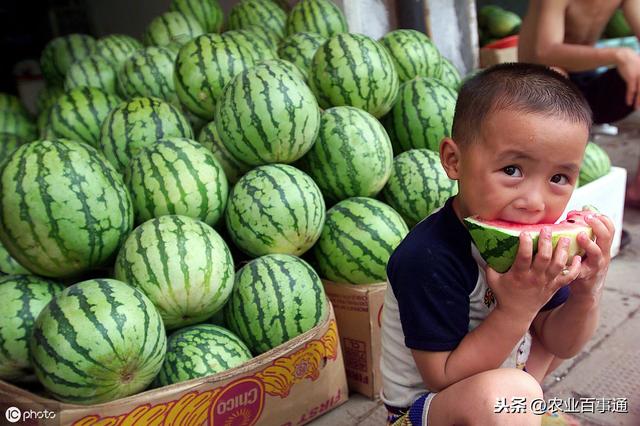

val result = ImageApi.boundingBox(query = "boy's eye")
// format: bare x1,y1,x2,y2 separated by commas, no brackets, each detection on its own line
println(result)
503,166,522,177
551,174,569,184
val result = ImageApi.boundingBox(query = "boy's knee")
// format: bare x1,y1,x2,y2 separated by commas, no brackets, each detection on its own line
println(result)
484,368,543,401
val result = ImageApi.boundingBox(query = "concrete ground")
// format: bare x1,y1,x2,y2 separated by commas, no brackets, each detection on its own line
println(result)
310,124,640,426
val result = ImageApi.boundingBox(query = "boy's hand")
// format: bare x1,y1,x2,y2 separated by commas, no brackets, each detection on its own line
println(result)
485,227,581,321
570,213,614,298
615,48,640,108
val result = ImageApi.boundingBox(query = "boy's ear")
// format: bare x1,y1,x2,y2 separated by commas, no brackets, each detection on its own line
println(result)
440,137,461,180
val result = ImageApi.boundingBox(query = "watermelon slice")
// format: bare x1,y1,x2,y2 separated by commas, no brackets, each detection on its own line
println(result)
464,210,594,273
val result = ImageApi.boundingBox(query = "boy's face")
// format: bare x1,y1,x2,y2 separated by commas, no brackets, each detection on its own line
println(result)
450,109,589,224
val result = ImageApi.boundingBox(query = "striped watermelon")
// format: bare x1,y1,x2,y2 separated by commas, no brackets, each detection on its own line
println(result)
379,29,442,83
278,32,328,81
49,87,122,148
309,33,399,118
225,164,325,257
96,34,143,69
40,34,97,87
438,57,462,90
174,33,256,120
115,215,235,330
36,86,64,115
143,11,205,48
64,55,118,94
257,58,306,81
117,46,179,106
155,324,251,386
313,197,409,284
29,278,166,404
198,121,252,184
0,275,64,381
0,110,36,141
125,137,228,225
0,93,28,116
243,25,282,49
0,240,29,275
225,254,328,354
215,62,320,166
286,0,348,37
297,106,393,202
98,96,193,171
228,0,287,39
384,77,457,153
222,29,278,61
0,132,25,162
0,139,133,278
579,142,611,186
382,149,457,227
170,0,224,33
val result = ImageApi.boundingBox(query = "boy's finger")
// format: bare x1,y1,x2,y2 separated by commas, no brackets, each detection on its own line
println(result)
512,232,533,273
532,227,552,274
596,214,615,236
578,231,603,259
555,255,581,288
547,237,570,279
587,215,613,252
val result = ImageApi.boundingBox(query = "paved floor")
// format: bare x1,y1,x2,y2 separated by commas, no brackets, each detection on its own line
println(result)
311,127,640,426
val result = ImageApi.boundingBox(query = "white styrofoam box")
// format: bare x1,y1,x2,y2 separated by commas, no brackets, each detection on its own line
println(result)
561,167,627,258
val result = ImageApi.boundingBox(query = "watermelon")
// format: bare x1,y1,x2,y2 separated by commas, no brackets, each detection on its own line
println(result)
382,149,457,228
225,254,328,354
379,29,442,83
36,85,64,115
0,132,25,163
384,77,457,153
0,139,133,278
155,324,251,386
0,275,64,381
40,34,97,87
125,137,228,226
115,215,234,330
277,32,328,81
95,34,143,69
225,164,325,257
486,9,521,38
198,120,252,184
0,110,36,141
0,93,28,116
117,46,180,106
30,278,166,404
297,106,393,202
579,142,611,186
465,210,595,273
170,0,224,33
438,57,462,91
49,86,122,148
64,55,118,94
286,0,348,37
313,197,409,284
309,33,399,118
98,96,193,172
215,62,320,166
228,0,287,39
143,11,205,48
221,29,278,61
174,33,256,120
605,9,633,38
0,240,29,275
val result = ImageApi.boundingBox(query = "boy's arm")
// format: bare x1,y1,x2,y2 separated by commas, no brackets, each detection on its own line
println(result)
526,0,633,72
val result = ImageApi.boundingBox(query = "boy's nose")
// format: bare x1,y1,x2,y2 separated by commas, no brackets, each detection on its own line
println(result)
514,191,545,213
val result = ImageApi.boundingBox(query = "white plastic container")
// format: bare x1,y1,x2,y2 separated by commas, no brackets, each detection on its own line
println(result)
562,167,627,258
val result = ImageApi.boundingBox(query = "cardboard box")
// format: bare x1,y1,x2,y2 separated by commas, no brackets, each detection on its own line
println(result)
479,46,518,68
322,280,386,399
562,166,627,258
0,303,348,426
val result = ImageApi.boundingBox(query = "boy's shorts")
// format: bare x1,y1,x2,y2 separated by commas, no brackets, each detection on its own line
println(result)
568,67,634,124
385,392,437,426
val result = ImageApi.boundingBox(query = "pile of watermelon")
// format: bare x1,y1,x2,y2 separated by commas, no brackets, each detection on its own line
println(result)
0,0,469,405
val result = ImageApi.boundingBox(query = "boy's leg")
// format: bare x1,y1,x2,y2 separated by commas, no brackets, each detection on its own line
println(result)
569,68,634,125
525,330,567,384
424,368,543,425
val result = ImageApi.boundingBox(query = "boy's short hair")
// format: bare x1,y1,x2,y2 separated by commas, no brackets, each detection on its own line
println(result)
452,63,592,144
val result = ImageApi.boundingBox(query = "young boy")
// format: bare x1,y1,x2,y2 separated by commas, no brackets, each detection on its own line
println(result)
518,0,640,206
380,63,615,425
